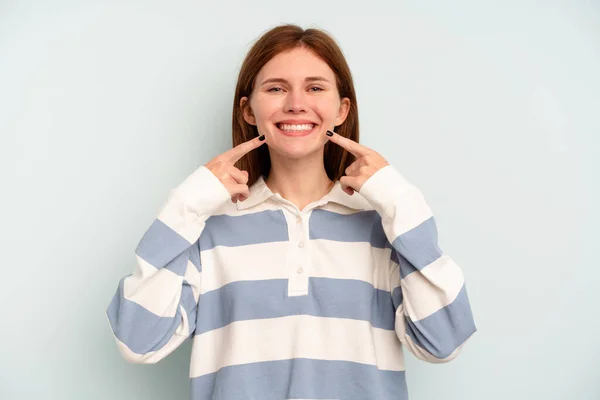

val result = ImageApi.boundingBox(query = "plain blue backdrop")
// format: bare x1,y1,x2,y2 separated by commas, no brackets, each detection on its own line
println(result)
1,0,598,399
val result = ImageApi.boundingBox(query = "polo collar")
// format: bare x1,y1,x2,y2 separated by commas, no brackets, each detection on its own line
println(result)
236,175,371,211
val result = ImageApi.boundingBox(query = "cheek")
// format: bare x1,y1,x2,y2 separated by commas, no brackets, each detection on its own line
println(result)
250,96,281,122
311,98,340,122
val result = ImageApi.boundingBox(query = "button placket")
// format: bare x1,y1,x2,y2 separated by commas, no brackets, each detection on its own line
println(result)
288,211,309,296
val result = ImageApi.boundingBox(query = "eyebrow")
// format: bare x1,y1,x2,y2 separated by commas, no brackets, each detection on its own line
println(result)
260,76,331,86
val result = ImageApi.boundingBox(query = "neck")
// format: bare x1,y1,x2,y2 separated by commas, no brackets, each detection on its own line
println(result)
265,149,333,211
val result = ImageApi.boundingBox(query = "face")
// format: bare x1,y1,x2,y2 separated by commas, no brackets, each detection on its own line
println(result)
240,47,350,160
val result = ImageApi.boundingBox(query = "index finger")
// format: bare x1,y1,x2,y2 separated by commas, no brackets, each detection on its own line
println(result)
327,130,371,157
224,135,266,163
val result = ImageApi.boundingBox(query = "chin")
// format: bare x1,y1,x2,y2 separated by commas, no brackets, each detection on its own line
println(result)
269,140,325,160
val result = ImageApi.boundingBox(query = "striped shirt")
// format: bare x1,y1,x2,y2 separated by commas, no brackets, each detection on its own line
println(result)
106,163,477,400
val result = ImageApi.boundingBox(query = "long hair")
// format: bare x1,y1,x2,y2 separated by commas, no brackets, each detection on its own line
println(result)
232,24,360,186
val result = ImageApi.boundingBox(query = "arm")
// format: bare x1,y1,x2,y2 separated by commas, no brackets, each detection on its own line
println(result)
105,166,231,364
359,165,477,363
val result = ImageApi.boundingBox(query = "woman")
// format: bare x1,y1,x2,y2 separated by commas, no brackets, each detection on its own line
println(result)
106,24,477,399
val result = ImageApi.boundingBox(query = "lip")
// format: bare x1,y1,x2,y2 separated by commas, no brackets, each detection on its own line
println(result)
275,121,318,137
276,119,318,125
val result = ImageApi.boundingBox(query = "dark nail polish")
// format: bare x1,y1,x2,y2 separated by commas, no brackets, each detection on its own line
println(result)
326,130,333,137
259,135,265,141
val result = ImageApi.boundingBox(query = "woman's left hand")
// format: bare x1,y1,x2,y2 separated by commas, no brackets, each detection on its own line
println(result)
326,130,390,195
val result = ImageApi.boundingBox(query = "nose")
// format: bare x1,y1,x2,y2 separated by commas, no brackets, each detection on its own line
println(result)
284,90,307,113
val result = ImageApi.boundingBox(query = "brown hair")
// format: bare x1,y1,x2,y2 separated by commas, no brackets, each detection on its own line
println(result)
232,24,359,187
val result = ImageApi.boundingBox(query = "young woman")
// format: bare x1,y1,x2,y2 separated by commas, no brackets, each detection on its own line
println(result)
107,24,477,400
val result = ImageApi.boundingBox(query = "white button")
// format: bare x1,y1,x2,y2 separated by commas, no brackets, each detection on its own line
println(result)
296,215,302,223
298,242,304,248
297,267,304,274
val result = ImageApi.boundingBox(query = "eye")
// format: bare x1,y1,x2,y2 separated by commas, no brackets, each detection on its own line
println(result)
268,87,283,92
309,86,324,92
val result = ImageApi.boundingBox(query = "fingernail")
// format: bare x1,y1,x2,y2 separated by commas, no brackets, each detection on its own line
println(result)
326,130,333,137
259,135,265,141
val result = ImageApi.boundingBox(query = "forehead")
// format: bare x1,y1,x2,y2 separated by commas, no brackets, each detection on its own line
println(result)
256,47,335,82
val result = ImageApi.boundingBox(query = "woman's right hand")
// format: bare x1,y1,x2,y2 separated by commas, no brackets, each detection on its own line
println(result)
204,135,266,203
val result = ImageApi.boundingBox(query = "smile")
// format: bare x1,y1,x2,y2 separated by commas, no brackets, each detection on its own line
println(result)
275,123,317,137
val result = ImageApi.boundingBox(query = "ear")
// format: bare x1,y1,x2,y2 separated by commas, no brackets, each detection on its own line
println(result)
334,97,351,127
240,96,257,126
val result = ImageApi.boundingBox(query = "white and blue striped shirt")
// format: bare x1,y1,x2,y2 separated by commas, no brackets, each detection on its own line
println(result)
106,163,477,400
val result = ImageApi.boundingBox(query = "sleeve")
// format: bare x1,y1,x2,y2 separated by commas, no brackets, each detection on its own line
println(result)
359,165,477,363
105,165,231,364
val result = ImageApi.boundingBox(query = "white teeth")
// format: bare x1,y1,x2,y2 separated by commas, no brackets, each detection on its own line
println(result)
277,123,315,132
